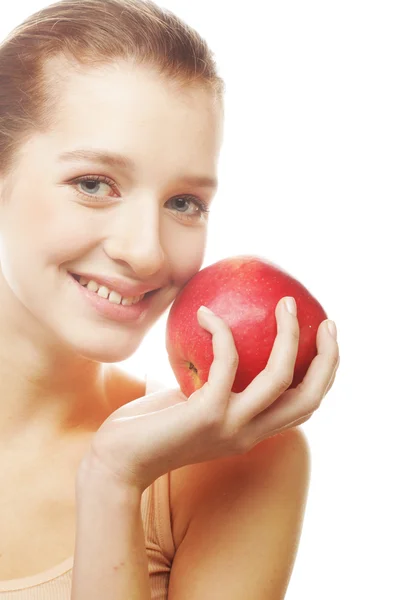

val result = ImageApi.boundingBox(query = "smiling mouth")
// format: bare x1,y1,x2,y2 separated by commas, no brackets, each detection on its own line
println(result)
70,272,159,305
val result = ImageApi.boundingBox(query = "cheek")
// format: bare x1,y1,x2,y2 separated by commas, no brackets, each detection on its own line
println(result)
4,187,61,244
2,189,91,266
168,228,207,288
43,220,95,265
0,191,51,272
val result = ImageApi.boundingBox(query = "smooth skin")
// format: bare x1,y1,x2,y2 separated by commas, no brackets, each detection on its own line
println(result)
89,298,339,492
0,55,340,597
0,57,221,582
77,295,339,599
169,426,312,599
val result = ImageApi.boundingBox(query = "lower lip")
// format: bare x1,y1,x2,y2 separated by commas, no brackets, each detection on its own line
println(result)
68,273,157,323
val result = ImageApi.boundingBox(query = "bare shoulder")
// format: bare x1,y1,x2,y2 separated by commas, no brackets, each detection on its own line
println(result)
170,427,311,550
168,428,311,598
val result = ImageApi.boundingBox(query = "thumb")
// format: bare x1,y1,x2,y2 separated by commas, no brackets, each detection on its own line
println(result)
105,387,187,423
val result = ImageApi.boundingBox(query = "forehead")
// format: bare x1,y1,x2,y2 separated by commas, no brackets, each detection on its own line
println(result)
43,58,223,156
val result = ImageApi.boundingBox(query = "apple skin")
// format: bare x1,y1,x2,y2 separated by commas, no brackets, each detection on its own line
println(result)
166,255,328,398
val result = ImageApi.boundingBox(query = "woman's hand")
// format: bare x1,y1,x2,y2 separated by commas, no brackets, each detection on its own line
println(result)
84,297,340,493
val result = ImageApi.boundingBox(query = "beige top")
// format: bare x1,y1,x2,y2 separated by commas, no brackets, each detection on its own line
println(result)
0,375,176,599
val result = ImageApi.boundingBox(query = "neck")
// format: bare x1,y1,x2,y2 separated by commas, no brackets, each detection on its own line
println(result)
0,290,113,445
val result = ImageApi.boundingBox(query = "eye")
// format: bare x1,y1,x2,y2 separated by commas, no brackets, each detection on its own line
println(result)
167,195,210,221
68,175,211,221
71,175,118,198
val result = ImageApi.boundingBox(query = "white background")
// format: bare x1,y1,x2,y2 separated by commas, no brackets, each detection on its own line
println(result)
1,1,399,598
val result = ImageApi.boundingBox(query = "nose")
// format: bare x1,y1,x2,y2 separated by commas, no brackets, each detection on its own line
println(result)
103,197,166,279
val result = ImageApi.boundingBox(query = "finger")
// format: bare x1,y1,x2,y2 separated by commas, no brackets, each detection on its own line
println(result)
323,355,340,396
265,413,313,439
232,297,300,427
108,388,186,421
194,306,239,418
258,317,338,424
240,320,339,437
242,410,313,451
294,319,339,409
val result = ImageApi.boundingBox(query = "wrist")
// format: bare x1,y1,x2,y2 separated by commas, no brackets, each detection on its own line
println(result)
72,451,151,600
76,450,143,502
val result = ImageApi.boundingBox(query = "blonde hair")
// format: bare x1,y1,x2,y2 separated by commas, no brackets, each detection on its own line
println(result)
0,0,225,177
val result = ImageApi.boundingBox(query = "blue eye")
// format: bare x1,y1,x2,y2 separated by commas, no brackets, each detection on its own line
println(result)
73,175,118,198
69,175,210,222
167,195,210,220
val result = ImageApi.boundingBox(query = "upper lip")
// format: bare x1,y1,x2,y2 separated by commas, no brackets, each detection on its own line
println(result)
69,271,159,298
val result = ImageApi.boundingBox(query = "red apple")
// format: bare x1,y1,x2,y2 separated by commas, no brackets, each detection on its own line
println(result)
166,255,328,398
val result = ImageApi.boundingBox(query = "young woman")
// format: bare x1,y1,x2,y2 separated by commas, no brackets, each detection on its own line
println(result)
0,0,340,598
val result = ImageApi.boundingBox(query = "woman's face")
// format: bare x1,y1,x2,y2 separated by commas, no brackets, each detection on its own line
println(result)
0,59,223,363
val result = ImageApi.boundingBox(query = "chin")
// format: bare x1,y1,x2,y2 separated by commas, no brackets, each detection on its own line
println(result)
59,325,146,364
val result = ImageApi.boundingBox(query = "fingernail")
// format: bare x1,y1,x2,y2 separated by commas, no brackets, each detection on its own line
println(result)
327,320,337,339
284,297,297,316
198,305,214,315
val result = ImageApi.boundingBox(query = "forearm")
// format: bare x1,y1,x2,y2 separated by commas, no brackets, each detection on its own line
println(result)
71,455,151,600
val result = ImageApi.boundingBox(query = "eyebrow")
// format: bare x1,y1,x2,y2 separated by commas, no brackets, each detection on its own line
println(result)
58,148,218,190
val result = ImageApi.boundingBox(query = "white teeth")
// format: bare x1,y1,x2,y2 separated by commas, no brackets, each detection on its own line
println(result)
77,276,145,305
121,296,133,306
97,285,110,299
108,290,122,305
86,280,99,292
